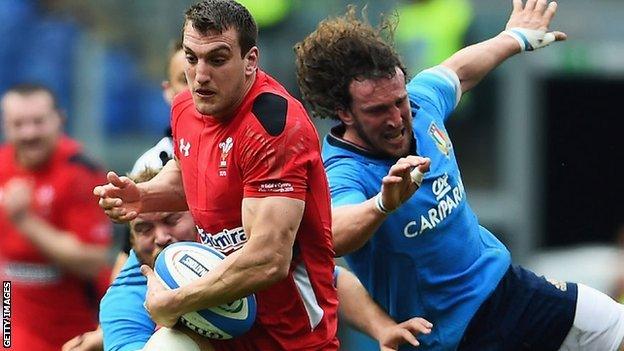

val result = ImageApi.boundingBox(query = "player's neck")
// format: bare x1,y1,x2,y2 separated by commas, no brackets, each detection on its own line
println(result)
213,70,257,122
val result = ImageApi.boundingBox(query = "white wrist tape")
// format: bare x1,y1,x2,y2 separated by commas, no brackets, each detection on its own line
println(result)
374,193,393,215
410,168,424,187
503,28,556,52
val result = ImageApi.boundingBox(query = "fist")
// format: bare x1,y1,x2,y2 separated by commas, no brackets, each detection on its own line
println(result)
1,178,34,221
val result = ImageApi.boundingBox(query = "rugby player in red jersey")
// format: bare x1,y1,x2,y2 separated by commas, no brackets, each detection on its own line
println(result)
94,1,338,349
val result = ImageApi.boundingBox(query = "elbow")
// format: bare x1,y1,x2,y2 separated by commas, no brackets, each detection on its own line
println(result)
262,256,290,285
332,238,346,257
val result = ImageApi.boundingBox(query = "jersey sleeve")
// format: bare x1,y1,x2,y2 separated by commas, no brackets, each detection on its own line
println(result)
325,161,368,208
406,65,462,123
60,168,112,246
240,96,312,201
100,252,154,351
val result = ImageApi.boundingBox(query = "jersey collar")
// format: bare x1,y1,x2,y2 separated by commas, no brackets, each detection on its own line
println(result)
326,125,418,161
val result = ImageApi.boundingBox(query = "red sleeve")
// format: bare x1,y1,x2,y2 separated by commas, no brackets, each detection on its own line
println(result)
240,115,313,201
60,169,112,246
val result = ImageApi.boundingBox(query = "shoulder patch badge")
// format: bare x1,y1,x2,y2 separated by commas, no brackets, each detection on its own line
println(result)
428,122,452,157
252,93,287,137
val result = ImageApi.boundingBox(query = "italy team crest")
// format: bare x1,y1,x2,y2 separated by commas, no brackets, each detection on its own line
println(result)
428,122,452,157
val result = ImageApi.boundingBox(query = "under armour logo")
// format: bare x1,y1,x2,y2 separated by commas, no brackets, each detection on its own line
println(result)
179,138,191,157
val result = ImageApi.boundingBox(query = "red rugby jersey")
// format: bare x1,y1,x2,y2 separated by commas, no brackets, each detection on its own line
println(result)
0,137,112,351
171,70,338,350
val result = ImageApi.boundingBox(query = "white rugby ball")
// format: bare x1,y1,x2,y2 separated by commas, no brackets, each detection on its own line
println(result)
154,242,256,339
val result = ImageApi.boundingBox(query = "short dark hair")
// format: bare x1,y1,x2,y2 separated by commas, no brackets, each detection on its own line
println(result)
294,6,407,120
3,83,59,110
184,0,258,57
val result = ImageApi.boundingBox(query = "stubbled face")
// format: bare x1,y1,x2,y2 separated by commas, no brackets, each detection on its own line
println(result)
1,92,62,169
130,211,197,267
340,68,413,158
182,23,258,119
163,49,189,105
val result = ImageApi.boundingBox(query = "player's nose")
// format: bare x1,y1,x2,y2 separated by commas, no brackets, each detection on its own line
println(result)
153,227,173,248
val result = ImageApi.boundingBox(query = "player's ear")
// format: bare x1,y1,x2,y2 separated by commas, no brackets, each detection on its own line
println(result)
243,47,259,76
337,108,355,127
162,80,174,105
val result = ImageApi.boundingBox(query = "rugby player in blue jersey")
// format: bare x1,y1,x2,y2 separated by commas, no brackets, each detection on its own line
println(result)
295,1,624,350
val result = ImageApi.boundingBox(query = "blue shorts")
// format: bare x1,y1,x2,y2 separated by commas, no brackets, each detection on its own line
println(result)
458,265,577,351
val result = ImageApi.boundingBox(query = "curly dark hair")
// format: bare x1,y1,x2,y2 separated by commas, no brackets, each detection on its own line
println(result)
184,0,258,57
294,6,407,120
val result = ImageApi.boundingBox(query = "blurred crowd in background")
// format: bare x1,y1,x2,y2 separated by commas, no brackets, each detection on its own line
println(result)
0,0,622,349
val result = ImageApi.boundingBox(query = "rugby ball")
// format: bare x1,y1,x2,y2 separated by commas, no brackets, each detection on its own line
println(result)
154,242,256,339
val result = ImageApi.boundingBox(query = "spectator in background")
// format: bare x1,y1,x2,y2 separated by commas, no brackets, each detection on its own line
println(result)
394,0,473,73
0,83,112,351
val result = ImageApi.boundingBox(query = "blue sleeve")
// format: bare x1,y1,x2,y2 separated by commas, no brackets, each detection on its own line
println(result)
407,66,461,123
100,252,155,351
325,160,368,207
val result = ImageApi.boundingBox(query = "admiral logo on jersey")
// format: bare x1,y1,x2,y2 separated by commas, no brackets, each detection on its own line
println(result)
197,226,247,255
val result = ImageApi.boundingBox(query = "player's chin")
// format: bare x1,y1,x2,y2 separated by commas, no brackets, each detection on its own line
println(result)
380,141,410,158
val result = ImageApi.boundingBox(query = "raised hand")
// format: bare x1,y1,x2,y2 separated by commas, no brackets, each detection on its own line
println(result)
504,0,567,51
378,156,430,213
93,171,142,222
0,178,33,222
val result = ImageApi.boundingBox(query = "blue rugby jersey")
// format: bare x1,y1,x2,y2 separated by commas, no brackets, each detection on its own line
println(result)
322,66,511,351
100,250,154,351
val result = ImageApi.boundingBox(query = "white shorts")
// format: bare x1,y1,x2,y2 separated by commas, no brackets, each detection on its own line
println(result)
141,328,201,351
559,283,624,351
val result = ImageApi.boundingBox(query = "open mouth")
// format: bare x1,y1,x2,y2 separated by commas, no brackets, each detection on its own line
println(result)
384,128,405,142
195,88,216,98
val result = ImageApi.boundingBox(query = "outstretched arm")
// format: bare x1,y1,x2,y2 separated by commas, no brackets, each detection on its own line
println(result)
93,159,188,222
336,267,432,350
441,0,566,93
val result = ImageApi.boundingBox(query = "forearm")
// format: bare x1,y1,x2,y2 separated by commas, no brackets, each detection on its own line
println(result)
14,214,109,279
333,198,387,256
175,241,289,314
441,33,520,93
337,268,395,340
138,159,188,212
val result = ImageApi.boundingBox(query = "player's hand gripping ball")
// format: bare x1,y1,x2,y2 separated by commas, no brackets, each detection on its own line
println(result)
154,242,257,339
